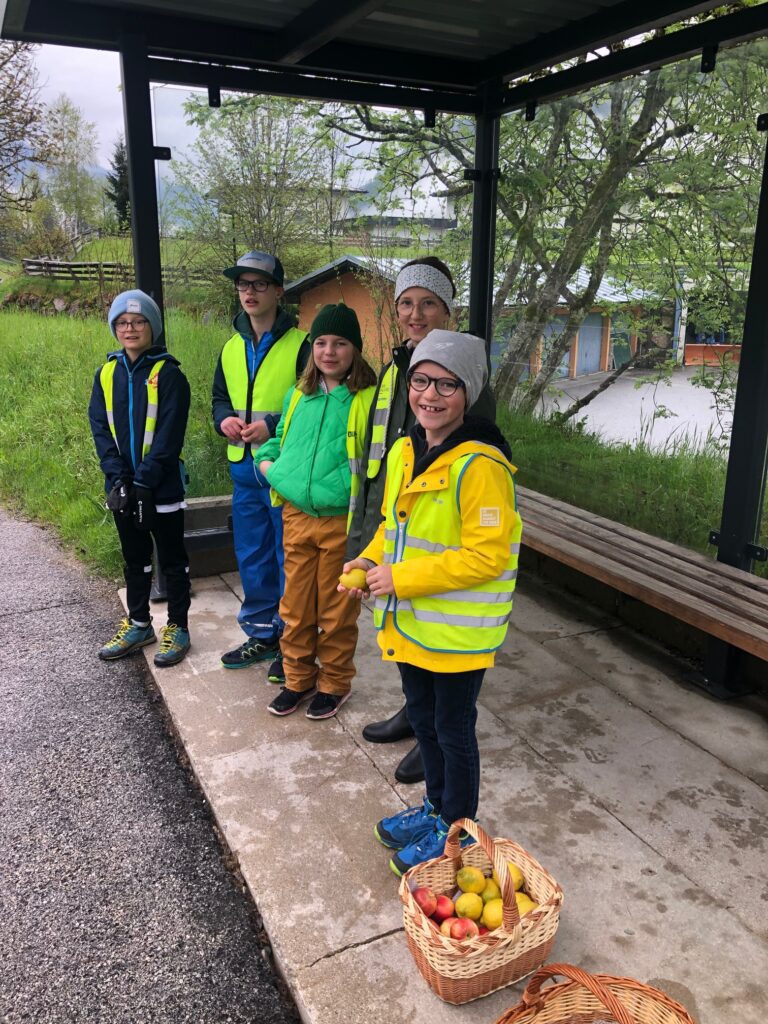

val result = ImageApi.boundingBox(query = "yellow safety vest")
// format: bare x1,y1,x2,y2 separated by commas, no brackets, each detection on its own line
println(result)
373,442,521,654
273,384,375,528
220,326,307,462
366,361,398,479
99,358,167,460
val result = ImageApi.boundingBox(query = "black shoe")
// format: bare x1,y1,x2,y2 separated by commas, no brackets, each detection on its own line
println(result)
394,743,425,785
268,686,316,716
362,704,414,744
305,691,350,720
267,650,285,684
221,637,279,669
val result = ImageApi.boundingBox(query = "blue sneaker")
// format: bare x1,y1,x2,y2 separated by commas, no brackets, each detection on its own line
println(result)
389,815,475,877
153,624,191,667
98,618,156,661
375,797,437,850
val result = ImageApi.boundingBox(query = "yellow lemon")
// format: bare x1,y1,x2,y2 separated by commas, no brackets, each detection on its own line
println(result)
456,866,486,894
493,861,525,892
338,568,368,590
455,892,483,921
515,891,539,917
481,898,504,930
481,879,501,903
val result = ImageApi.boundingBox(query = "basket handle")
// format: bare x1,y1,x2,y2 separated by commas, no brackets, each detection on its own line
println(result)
521,963,636,1024
444,818,522,932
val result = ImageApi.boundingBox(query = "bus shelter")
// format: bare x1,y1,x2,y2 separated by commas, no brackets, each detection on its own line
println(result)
3,0,768,693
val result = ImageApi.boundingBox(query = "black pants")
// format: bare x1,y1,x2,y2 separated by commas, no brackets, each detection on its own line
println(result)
113,510,190,630
398,662,485,824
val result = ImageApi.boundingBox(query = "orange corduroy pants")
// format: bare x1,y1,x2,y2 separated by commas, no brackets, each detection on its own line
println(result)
280,502,361,696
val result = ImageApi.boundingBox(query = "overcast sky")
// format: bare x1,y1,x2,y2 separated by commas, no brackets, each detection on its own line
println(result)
33,43,198,167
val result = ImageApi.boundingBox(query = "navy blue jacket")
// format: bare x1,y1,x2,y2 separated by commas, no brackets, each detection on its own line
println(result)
88,345,190,504
211,307,310,439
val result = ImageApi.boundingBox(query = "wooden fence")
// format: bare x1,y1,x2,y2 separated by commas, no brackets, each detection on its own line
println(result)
22,258,212,287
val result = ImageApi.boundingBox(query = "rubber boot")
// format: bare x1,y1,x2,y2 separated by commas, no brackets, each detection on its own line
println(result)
362,703,414,743
394,743,425,785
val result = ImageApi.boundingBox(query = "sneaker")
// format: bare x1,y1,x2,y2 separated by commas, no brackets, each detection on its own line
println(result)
375,797,437,851
267,650,285,684
98,618,156,661
389,815,475,878
153,624,191,667
268,686,316,716
305,691,350,720
221,637,279,669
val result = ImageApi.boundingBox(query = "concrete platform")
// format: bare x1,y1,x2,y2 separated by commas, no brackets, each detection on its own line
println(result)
133,571,768,1024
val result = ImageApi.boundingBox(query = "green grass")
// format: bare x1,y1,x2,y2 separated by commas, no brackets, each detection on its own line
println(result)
499,407,768,577
1,308,764,580
0,309,232,578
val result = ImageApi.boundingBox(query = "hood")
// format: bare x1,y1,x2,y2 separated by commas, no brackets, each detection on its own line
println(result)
410,414,514,478
106,345,180,367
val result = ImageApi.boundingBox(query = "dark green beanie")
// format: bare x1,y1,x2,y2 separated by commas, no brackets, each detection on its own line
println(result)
309,302,363,351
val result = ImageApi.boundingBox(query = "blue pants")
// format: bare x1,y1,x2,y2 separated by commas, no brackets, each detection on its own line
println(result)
230,457,284,641
398,662,485,824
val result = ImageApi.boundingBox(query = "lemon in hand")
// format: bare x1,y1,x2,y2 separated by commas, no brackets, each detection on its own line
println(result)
338,568,368,590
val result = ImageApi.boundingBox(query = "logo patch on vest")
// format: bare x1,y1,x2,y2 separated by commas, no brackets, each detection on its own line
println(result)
479,507,500,527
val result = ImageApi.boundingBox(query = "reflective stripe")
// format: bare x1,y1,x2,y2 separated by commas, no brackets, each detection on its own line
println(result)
349,458,361,474
384,528,397,542
372,408,389,426
235,408,247,418
369,441,385,459
511,542,521,555
404,607,511,628
499,568,518,581
429,588,514,604
404,535,461,554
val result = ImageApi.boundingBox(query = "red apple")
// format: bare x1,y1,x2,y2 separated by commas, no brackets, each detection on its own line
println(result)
412,886,437,917
450,917,480,940
478,925,489,935
440,917,459,936
432,894,455,923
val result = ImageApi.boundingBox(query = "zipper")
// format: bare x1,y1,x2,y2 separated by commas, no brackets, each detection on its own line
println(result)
125,356,137,471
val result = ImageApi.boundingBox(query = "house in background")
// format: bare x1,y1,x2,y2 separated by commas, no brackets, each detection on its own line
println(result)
284,255,651,378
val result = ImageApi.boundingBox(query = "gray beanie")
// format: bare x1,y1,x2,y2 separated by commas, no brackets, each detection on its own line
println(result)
409,329,488,408
108,289,163,343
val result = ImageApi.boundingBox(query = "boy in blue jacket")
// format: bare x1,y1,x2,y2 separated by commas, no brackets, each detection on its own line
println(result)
88,290,192,667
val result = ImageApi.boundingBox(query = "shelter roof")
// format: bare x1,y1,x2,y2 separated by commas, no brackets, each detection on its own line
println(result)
0,0,736,95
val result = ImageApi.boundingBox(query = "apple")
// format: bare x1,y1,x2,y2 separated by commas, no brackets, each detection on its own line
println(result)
440,917,459,936
450,917,480,940
412,886,437,917
432,894,455,923
478,925,489,935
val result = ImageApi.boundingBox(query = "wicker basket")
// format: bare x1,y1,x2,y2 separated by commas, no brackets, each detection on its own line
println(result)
399,818,564,1005
493,963,697,1024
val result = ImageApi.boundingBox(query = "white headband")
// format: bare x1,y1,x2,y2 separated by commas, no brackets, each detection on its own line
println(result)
394,264,454,314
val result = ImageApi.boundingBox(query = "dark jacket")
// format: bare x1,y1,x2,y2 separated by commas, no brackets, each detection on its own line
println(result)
211,307,311,439
88,346,190,504
346,342,497,557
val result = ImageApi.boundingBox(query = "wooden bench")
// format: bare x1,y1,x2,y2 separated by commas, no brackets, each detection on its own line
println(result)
516,486,768,665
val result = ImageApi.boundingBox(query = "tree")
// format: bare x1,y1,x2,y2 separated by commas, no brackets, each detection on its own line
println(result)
170,93,353,276
0,41,50,217
328,15,768,412
45,94,101,243
105,135,130,230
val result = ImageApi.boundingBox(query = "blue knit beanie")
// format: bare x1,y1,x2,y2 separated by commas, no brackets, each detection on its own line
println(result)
108,290,163,343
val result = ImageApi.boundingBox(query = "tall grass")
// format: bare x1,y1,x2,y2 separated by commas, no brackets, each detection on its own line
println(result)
1,309,764,580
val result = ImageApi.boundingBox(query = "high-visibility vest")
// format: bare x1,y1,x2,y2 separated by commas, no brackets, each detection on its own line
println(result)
366,361,398,479
220,326,307,462
274,384,375,528
99,357,168,462
373,441,521,654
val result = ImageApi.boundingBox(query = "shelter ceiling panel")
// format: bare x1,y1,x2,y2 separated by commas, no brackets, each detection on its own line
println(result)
72,0,309,31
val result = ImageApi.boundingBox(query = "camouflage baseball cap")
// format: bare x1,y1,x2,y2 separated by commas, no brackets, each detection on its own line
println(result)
223,250,284,286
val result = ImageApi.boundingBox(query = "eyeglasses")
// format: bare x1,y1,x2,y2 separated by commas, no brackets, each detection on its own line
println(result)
408,372,465,398
235,278,271,293
114,318,149,331
396,297,441,313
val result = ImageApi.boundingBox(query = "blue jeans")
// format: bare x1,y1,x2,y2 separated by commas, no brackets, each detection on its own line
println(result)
229,457,284,641
398,662,485,824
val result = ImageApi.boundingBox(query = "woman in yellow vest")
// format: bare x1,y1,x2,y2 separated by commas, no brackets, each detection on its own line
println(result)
342,330,521,874
347,256,497,785
257,304,377,719
88,289,192,667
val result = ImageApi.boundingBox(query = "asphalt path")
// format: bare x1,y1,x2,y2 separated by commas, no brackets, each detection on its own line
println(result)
0,510,297,1024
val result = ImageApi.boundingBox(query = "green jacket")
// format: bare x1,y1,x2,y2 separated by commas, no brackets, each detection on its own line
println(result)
260,385,359,517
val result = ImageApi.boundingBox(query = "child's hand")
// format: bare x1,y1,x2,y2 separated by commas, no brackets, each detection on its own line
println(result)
257,460,273,478
242,419,270,444
366,564,395,597
220,415,245,440
338,558,372,599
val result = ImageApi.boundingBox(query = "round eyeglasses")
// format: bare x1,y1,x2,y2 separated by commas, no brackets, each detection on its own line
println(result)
407,372,465,397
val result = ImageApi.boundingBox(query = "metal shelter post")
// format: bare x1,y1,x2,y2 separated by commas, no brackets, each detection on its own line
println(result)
120,34,165,314
468,83,501,353
701,114,768,697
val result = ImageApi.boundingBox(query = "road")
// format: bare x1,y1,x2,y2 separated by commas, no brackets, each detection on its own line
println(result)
0,510,297,1024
